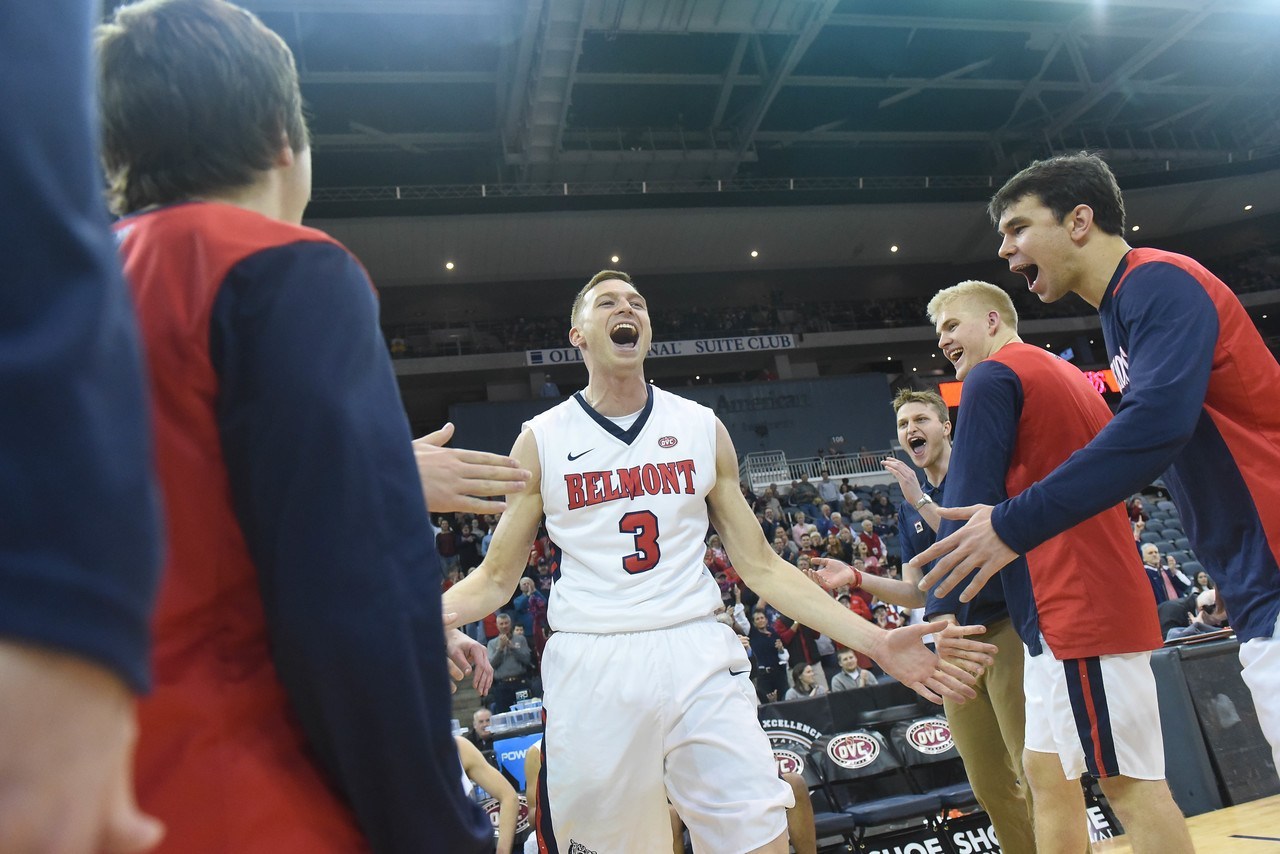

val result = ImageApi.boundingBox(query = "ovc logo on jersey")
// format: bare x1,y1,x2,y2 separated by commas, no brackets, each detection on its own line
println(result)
1110,347,1131,392
658,435,678,448
905,718,954,755
827,733,879,769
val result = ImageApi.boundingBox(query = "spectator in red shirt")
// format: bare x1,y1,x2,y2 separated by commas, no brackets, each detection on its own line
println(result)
436,517,459,572
857,518,885,562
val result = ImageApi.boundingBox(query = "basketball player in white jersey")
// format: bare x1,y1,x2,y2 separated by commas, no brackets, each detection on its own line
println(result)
443,271,995,854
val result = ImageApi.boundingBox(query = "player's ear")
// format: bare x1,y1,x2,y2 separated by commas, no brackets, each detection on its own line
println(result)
1067,204,1094,241
568,325,584,348
273,130,295,168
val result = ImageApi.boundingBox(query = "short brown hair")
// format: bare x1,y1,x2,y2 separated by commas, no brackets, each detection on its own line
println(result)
570,269,633,326
891,389,949,425
97,0,309,214
988,152,1126,236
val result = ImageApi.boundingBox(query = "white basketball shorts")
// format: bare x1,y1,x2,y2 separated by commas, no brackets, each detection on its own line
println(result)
1023,640,1165,781
1239,611,1280,772
532,616,792,854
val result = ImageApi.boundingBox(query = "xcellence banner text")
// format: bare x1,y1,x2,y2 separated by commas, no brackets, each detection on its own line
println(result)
526,333,796,366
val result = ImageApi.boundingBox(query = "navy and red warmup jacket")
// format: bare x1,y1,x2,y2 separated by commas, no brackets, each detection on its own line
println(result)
0,0,161,692
944,342,1161,660
990,249,1280,645
117,202,491,854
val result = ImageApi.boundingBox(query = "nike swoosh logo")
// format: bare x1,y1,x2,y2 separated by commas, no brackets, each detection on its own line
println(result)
729,668,751,677
567,449,593,461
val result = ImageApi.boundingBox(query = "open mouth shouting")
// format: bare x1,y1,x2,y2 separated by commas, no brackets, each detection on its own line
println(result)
907,435,928,462
1013,263,1040,293
609,320,640,350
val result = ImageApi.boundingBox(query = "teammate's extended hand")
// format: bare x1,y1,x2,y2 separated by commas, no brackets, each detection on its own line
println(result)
870,621,994,704
805,557,856,591
934,622,991,677
414,422,530,514
445,628,494,697
911,504,1018,603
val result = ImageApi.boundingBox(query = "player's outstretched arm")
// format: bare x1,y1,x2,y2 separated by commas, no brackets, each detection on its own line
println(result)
414,422,531,514
911,503,1018,602
705,420,992,704
443,430,545,626
456,737,518,854
808,557,926,609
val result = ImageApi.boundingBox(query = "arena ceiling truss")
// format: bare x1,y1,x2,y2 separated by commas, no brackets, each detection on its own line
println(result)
234,0,1279,197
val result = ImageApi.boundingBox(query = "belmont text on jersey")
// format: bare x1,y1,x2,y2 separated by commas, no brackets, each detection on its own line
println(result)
564,459,696,509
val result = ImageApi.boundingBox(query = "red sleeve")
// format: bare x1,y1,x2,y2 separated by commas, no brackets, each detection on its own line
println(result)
773,618,796,644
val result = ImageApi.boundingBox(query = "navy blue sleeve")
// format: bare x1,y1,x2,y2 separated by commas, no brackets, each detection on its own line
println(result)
210,243,491,854
897,503,920,568
929,362,1022,620
0,0,161,692
991,265,1217,554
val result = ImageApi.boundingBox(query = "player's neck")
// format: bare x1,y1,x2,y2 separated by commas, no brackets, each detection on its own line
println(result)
582,373,649,416
203,171,301,225
924,443,950,487
1075,235,1132,308
989,330,1022,359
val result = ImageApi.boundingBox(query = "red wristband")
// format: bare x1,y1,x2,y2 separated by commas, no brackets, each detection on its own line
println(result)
852,568,863,590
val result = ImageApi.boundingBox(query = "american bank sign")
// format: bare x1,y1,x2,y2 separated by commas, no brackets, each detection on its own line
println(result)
526,334,796,366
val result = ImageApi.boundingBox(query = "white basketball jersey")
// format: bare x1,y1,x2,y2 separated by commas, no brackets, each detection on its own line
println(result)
524,386,722,633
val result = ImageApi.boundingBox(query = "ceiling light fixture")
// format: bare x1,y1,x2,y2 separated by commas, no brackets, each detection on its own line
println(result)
445,261,455,270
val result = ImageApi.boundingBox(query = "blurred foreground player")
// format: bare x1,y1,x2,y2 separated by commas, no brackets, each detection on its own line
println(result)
0,2,164,851
445,270,994,853
925,281,1192,854
916,152,1280,769
98,1,525,850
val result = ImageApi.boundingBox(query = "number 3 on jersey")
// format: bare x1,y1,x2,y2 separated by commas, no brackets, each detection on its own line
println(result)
619,510,661,574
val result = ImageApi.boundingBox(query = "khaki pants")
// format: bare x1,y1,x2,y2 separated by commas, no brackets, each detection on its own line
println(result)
942,618,1037,854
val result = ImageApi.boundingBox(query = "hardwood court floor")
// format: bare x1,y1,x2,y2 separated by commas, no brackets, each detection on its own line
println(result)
1092,794,1280,852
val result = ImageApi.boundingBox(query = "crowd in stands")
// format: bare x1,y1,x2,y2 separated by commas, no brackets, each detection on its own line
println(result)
440,474,928,714
442,478,1231,720
1125,495,1228,642
386,248,1280,360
